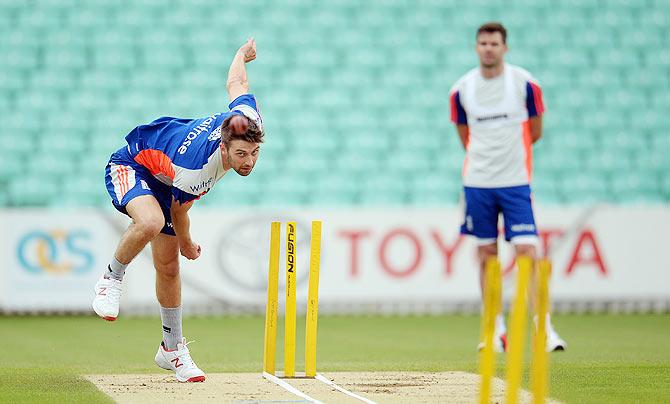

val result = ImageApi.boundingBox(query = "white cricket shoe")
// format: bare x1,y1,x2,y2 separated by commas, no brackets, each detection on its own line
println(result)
477,331,507,353
92,274,122,321
155,338,206,382
546,326,567,352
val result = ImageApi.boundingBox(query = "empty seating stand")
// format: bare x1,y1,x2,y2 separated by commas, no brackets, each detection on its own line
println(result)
0,0,668,207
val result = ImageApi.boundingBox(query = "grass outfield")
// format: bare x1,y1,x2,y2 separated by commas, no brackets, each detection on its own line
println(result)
0,314,669,403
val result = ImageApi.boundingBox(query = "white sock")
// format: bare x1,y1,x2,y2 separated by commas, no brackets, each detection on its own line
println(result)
106,256,127,281
533,313,553,332
495,314,506,334
160,306,183,351
546,313,554,332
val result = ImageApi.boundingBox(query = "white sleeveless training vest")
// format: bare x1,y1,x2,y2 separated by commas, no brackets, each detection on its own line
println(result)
452,64,537,188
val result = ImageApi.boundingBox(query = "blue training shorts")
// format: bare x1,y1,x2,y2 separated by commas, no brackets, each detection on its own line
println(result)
460,185,538,245
104,146,176,236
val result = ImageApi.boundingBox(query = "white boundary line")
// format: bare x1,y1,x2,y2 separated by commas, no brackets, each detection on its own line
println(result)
262,372,323,404
315,374,378,404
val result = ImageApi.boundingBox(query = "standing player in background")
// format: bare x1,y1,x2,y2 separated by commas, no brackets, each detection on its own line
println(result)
92,39,263,382
449,23,566,352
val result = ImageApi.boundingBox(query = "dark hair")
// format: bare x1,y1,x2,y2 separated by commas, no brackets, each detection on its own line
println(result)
220,115,264,147
477,22,507,44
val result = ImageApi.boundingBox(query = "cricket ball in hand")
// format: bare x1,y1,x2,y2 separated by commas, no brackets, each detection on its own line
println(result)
230,115,249,134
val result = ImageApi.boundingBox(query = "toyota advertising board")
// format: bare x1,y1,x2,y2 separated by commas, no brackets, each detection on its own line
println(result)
1,206,668,313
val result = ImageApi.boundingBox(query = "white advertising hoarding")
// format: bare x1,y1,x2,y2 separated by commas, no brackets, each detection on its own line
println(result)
1,206,668,314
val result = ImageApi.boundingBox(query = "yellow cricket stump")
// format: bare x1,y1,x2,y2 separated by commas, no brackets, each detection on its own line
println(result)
305,221,322,378
479,257,501,404
505,255,533,404
284,222,297,378
263,222,281,374
531,258,551,404
263,220,323,380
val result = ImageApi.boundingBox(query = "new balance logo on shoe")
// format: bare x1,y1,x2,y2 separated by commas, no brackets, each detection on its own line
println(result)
92,273,122,321
155,338,205,382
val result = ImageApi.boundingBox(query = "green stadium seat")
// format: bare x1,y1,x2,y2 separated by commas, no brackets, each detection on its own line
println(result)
531,176,562,202
392,154,433,173
79,69,127,92
631,110,669,131
8,175,59,206
0,94,10,113
343,133,389,152
129,70,176,92
645,48,670,67
79,151,113,175
561,172,610,203
652,91,670,110
60,176,105,206
309,189,358,205
334,152,383,175
0,153,24,180
13,90,64,114
409,172,460,204
25,152,76,181
595,49,640,69
283,110,331,132
650,132,670,151
43,48,88,70
0,44,38,70
178,69,227,92
314,170,360,193
577,70,620,90
538,149,583,172
92,46,137,69
289,150,331,173
3,29,42,51
0,67,25,92
638,7,668,29
19,8,61,29
40,131,87,155
546,48,590,68
610,171,659,194
68,90,114,115
299,133,338,154
204,175,263,206
29,69,78,93
601,89,646,110
261,188,309,206
359,188,407,205
582,110,625,132
3,107,42,135
620,29,663,48
661,175,670,199
249,157,282,179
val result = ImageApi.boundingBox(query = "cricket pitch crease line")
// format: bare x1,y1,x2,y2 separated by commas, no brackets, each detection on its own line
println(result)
262,372,377,404
314,374,377,404
262,372,323,404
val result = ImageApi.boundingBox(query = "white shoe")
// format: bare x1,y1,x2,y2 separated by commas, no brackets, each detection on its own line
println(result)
546,326,567,352
477,331,507,353
155,338,206,382
92,274,122,321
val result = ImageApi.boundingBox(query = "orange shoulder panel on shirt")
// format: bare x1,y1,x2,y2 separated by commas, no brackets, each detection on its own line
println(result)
522,120,533,182
134,149,176,180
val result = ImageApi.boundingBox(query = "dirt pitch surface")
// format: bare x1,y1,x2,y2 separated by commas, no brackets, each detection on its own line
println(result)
86,371,554,403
